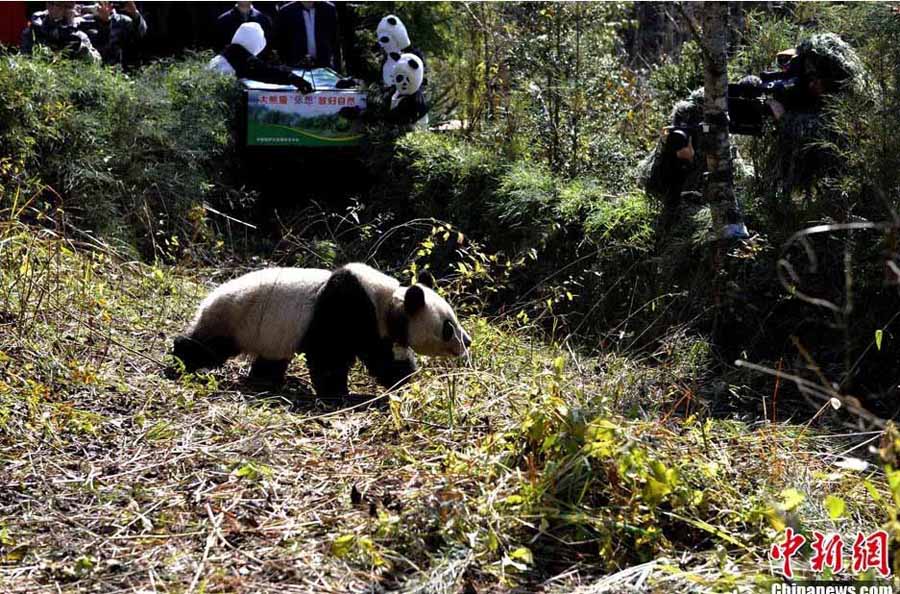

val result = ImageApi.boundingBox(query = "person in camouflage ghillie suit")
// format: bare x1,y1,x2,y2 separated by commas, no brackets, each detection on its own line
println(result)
762,33,866,199
637,87,706,230
639,33,866,236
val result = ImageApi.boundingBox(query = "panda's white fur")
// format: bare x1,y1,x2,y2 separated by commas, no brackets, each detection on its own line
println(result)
185,267,330,361
172,263,470,394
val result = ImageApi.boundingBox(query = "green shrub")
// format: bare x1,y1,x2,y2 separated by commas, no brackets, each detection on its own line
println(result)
491,162,557,237
648,40,704,110
0,51,243,260
392,131,503,237
560,180,653,248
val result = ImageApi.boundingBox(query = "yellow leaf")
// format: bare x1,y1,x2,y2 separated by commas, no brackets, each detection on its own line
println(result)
779,488,805,511
508,547,533,565
331,534,355,558
823,495,845,519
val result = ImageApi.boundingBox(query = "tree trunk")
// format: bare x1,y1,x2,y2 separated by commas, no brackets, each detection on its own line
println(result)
701,2,744,236
572,2,582,177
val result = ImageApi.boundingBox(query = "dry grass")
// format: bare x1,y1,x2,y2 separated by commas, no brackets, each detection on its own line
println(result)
0,217,893,593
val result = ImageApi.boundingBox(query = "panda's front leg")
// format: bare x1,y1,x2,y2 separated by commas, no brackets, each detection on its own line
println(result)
248,358,290,386
362,343,418,391
307,352,352,397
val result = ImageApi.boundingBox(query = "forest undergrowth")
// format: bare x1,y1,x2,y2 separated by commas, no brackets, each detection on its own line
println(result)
0,210,895,593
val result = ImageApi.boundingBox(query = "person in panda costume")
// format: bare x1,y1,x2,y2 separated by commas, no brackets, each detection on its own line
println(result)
385,52,428,128
171,263,471,396
338,51,428,129
337,14,429,128
207,22,313,93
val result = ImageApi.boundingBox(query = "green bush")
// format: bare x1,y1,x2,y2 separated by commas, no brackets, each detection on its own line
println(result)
560,180,653,248
391,131,503,236
491,162,557,239
648,39,704,110
0,51,243,260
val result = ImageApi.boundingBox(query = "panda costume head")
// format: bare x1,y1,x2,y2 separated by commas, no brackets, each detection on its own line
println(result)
389,52,424,105
171,264,471,396
208,22,266,75
376,14,410,55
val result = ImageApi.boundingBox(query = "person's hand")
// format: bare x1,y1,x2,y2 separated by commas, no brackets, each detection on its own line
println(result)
675,136,694,162
291,75,313,95
766,98,786,121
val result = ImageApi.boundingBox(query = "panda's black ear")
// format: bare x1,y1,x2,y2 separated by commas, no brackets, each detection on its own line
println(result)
417,271,434,288
389,52,401,61
404,285,425,314
408,58,420,70
387,16,397,26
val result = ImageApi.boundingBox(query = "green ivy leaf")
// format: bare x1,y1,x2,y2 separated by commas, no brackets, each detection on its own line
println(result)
875,329,884,351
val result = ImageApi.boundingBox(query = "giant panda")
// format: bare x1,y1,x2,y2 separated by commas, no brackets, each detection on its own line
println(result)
171,263,471,396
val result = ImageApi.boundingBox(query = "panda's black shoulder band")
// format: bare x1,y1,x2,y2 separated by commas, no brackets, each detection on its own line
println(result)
387,302,409,347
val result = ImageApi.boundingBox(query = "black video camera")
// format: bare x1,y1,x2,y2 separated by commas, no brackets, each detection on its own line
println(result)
662,126,697,153
727,56,808,136
660,55,810,153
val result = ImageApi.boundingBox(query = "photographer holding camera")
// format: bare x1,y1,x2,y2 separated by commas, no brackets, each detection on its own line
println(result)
638,33,865,239
758,34,865,200
21,1,101,63
77,2,147,68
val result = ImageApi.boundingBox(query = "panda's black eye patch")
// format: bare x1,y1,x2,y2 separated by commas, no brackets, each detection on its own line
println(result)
396,74,405,82
379,36,390,43
442,320,454,342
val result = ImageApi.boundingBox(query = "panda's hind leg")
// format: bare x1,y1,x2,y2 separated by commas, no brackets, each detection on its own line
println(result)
248,357,290,386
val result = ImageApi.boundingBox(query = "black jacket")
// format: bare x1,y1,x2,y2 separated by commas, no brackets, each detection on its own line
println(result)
215,6,273,52
275,1,339,69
